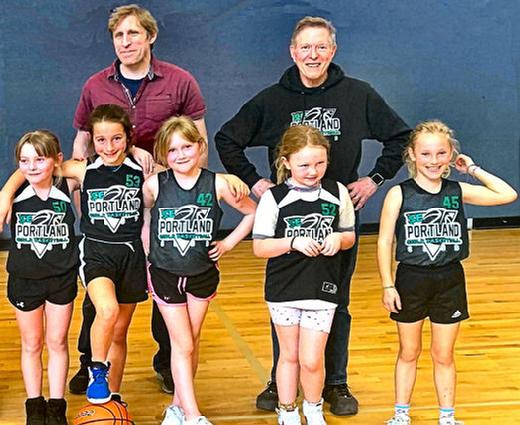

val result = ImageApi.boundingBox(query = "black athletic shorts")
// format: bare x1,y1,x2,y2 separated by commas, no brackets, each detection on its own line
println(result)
7,267,78,312
390,261,469,324
78,237,147,304
149,264,219,305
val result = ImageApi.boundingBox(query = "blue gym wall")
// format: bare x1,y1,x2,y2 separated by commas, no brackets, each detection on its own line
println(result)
1,0,519,232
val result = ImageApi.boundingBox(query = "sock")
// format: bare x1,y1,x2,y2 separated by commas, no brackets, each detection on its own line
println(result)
395,404,410,417
439,407,455,420
278,401,297,412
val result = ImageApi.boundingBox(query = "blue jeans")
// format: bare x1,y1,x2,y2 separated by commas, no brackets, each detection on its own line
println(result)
270,231,359,386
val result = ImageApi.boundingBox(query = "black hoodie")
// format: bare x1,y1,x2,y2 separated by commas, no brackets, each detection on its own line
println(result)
215,63,410,188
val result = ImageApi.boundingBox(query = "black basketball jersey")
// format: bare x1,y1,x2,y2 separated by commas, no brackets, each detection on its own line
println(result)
7,180,78,279
149,168,223,276
396,178,469,266
80,156,144,242
262,179,346,304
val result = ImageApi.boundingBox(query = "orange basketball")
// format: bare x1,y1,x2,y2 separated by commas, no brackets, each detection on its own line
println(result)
73,400,134,424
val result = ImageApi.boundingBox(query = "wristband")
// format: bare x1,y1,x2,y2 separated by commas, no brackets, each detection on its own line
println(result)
383,285,396,290
467,163,480,176
290,236,296,250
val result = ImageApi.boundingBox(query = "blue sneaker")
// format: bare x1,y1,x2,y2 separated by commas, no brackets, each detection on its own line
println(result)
87,361,111,404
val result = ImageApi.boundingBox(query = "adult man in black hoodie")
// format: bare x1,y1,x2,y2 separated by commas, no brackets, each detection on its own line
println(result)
215,17,410,416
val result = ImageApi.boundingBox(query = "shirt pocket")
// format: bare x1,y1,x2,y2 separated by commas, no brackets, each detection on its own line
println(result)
144,96,175,123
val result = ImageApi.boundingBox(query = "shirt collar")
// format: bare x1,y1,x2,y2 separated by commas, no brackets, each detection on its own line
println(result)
286,178,322,192
108,55,160,81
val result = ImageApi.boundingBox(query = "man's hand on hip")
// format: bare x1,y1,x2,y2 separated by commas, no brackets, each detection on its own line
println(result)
347,176,378,210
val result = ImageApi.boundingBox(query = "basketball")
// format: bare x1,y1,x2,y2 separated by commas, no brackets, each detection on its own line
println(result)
73,400,134,424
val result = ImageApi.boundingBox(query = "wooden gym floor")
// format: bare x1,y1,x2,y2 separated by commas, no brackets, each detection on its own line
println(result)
0,228,519,424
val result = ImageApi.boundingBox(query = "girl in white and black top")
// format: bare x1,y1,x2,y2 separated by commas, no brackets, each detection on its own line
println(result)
253,125,355,425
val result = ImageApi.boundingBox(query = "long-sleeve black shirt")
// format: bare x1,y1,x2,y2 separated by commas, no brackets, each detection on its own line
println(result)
215,63,410,188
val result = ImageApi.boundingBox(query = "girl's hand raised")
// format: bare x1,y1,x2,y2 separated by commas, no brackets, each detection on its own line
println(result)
321,232,342,256
454,153,476,174
292,236,322,257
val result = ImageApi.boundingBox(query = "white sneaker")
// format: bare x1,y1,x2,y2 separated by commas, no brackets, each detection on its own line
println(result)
302,399,326,425
161,405,185,425
277,406,302,425
438,419,463,425
183,416,213,425
385,414,411,424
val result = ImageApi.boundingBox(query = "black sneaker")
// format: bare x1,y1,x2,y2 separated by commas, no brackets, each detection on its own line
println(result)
46,398,68,425
25,396,46,425
68,365,89,394
155,369,174,394
111,393,122,403
322,384,359,416
255,381,278,412
111,393,128,407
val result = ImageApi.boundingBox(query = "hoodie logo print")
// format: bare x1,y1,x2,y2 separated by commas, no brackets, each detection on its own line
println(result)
290,107,341,137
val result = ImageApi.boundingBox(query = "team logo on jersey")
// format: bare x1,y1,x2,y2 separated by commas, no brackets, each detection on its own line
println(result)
290,107,341,137
157,205,213,256
15,210,69,259
404,208,463,261
87,185,141,233
284,213,334,243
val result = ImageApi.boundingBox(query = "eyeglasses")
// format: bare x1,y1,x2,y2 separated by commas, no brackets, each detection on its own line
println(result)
295,43,333,54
